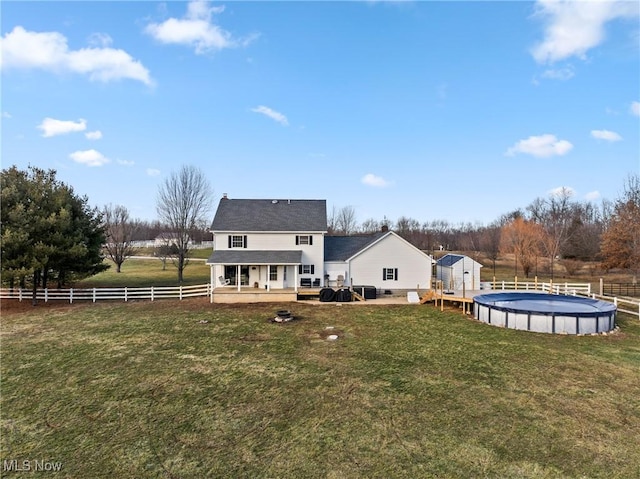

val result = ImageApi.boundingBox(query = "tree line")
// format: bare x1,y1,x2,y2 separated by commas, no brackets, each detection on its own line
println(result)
2,164,638,302
328,176,639,279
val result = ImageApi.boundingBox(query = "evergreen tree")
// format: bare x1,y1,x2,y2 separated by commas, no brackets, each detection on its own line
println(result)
1,166,109,301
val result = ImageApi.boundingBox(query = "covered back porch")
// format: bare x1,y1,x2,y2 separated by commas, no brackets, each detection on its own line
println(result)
207,250,313,302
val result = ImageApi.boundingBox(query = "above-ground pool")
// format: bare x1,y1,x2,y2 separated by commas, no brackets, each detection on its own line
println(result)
473,292,617,335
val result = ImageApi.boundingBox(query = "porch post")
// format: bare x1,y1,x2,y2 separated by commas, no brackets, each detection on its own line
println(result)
267,264,271,291
237,264,241,292
295,265,299,292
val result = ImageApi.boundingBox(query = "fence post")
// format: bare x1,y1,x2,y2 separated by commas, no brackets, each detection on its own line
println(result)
125,287,128,302
45,289,48,303
70,288,73,304
93,288,96,303
151,286,154,302
599,278,603,296
180,285,183,300
19,289,23,302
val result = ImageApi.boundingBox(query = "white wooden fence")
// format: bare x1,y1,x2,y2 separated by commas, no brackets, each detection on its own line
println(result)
0,284,212,303
2,280,638,318
482,280,592,295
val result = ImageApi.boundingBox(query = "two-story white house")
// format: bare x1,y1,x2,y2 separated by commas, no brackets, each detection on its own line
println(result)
206,196,433,302
207,197,327,292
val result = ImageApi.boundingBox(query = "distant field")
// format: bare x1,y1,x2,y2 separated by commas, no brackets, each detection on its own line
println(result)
77,255,211,288
1,300,639,478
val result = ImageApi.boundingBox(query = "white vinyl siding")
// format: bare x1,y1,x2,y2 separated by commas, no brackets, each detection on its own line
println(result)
348,234,432,290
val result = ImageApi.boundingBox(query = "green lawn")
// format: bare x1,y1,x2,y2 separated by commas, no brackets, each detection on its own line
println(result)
76,256,211,288
1,300,639,478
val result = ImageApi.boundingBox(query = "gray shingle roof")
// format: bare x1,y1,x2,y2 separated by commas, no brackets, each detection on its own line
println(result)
324,232,387,261
210,198,327,232
207,250,303,265
436,254,464,267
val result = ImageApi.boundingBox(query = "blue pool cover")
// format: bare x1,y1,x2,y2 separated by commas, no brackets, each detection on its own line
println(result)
474,292,616,317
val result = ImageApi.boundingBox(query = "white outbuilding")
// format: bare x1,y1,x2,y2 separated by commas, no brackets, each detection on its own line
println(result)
435,254,483,291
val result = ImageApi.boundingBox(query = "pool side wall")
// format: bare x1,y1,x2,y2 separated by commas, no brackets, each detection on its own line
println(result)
473,303,616,334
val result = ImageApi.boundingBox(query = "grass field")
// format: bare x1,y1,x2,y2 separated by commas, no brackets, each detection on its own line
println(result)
76,256,211,288
1,299,639,478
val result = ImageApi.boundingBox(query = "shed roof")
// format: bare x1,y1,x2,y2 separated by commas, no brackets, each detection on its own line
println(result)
436,254,482,267
210,198,327,232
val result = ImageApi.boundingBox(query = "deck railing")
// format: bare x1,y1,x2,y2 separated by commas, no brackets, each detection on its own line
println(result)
483,279,591,295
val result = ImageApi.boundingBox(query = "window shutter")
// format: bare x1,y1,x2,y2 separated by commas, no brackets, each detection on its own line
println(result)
228,236,231,248
394,268,398,281
296,236,299,245
298,265,303,274
243,235,248,248
311,265,315,274
309,236,313,245
383,269,386,281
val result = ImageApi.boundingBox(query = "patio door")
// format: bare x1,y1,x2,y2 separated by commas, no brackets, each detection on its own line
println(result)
225,265,250,286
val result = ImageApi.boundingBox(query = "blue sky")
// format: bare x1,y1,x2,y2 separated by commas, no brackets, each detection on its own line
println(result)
2,0,639,226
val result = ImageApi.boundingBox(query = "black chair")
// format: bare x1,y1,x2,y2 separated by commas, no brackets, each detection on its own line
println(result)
300,278,312,288
312,278,321,287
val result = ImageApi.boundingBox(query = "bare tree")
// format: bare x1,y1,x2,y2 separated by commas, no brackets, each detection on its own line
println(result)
600,174,640,279
102,204,138,273
479,222,502,276
527,188,576,278
359,218,381,234
329,205,358,235
500,217,543,278
156,165,213,283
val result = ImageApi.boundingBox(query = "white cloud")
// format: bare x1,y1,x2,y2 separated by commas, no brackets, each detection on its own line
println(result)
146,168,161,177
591,129,622,142
2,111,12,118
540,66,575,81
69,149,110,167
548,186,575,197
117,159,134,166
145,1,256,54
631,101,640,117
85,130,103,140
38,117,86,137
531,0,638,64
87,32,113,48
251,105,289,126
1,26,153,85
361,173,391,188
505,134,573,158
585,190,601,201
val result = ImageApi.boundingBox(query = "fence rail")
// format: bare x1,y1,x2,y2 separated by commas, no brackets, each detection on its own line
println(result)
482,280,592,295
603,283,640,298
2,281,637,318
0,284,212,303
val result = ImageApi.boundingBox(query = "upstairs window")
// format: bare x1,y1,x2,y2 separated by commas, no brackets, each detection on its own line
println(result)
229,235,247,248
296,235,313,246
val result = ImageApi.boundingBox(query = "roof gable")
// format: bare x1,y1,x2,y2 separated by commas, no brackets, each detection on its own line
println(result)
211,198,327,232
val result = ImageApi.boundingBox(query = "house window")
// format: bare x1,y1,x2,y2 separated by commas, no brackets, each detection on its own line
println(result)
298,264,315,274
383,268,398,281
229,235,247,248
270,266,278,281
296,235,313,245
